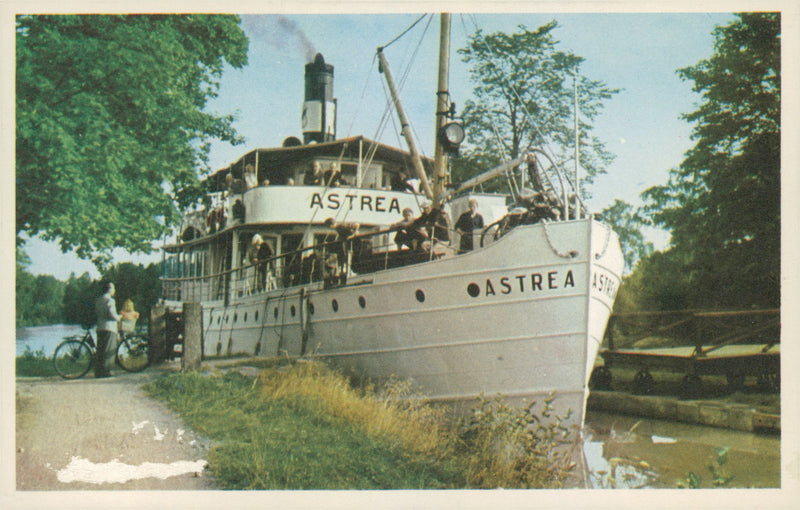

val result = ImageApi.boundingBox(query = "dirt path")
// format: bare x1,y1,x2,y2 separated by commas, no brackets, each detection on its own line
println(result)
15,362,216,491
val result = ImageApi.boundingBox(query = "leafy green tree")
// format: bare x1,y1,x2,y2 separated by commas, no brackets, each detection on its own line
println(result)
16,249,36,326
102,262,161,324
453,21,619,195
62,272,99,327
16,248,67,327
16,15,248,267
642,13,780,309
600,199,654,273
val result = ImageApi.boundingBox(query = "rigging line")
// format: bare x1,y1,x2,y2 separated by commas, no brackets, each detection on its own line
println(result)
343,53,379,139
379,13,430,51
397,15,435,161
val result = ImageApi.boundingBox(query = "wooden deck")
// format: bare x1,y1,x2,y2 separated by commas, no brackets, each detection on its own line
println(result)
599,343,779,376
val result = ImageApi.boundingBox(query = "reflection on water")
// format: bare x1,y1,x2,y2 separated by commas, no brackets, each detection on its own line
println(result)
582,411,780,488
16,324,90,356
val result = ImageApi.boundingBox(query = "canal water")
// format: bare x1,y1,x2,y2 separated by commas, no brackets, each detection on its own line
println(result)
582,411,780,488
16,325,781,489
16,324,90,357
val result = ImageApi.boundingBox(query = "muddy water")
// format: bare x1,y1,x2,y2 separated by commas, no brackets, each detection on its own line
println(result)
582,411,780,488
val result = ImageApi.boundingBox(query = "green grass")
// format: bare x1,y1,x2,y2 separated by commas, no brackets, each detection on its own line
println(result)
144,361,576,489
16,347,57,377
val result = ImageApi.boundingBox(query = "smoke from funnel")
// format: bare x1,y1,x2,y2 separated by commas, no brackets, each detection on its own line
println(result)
242,15,317,62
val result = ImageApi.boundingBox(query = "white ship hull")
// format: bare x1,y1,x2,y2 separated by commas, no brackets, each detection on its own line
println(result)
167,218,623,427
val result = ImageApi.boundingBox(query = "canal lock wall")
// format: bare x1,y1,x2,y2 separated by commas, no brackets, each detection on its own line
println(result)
587,391,780,434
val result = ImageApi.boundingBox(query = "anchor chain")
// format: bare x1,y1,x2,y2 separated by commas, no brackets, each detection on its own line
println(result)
541,220,578,259
594,223,612,260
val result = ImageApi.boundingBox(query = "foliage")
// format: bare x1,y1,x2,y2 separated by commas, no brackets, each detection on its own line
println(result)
453,21,619,196
614,249,694,313
16,15,248,268
677,446,735,488
61,272,100,327
101,262,161,325
16,259,160,328
641,13,780,310
599,199,654,273
16,346,58,377
16,249,66,327
455,394,577,488
145,362,574,489
145,367,461,489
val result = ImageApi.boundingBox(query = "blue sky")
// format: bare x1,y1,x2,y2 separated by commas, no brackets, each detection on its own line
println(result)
21,10,737,280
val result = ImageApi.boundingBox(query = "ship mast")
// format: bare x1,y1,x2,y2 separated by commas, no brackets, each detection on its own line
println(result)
376,48,434,200
432,13,451,208
378,13,462,206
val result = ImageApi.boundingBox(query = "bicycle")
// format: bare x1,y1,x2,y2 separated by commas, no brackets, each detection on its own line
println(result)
53,327,150,379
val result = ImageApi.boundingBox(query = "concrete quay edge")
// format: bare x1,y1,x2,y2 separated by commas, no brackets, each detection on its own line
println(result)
587,391,780,434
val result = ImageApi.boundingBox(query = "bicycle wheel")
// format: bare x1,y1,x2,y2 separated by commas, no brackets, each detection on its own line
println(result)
116,335,150,372
53,340,93,379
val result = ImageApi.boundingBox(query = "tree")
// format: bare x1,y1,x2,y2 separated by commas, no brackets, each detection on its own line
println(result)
599,200,654,273
62,272,99,327
16,248,67,327
453,21,619,195
641,13,780,309
16,15,248,267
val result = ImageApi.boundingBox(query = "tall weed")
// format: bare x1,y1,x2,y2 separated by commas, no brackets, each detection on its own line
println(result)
146,360,576,489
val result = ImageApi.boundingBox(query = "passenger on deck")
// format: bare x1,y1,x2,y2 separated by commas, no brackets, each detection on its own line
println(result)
390,170,415,192
454,198,484,253
244,164,258,190
226,173,245,194
247,234,272,291
304,161,323,185
391,207,428,251
324,217,360,284
407,202,451,255
324,163,342,187
389,170,416,193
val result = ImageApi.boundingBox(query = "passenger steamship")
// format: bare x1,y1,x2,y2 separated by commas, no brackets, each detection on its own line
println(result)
160,15,623,428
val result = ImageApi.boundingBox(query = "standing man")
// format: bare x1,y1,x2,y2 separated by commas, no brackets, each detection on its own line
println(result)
455,198,484,253
94,282,121,378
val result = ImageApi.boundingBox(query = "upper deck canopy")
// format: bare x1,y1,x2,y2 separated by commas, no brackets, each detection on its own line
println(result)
207,136,434,192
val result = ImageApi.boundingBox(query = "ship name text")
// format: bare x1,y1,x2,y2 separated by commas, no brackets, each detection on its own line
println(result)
591,269,618,301
471,269,575,298
310,192,402,214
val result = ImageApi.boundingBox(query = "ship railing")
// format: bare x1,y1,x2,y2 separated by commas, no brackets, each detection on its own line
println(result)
159,226,445,301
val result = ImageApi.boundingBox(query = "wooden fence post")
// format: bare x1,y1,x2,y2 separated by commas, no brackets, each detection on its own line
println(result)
182,302,202,371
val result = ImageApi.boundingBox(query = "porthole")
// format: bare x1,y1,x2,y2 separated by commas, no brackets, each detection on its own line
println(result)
332,299,339,312
225,314,229,323
358,296,366,308
274,307,279,319
415,289,426,303
255,311,259,321
467,283,480,298
291,305,296,317
233,313,238,322
244,312,248,322
217,315,221,325
308,302,315,315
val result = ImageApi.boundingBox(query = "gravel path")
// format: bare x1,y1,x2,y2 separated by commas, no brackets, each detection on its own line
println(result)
15,362,216,491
